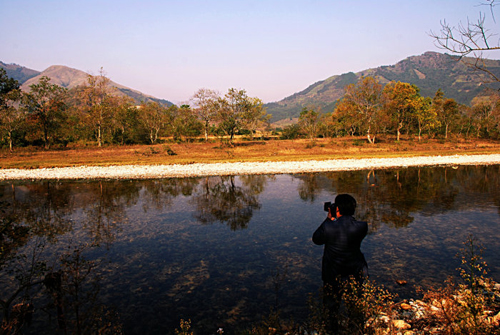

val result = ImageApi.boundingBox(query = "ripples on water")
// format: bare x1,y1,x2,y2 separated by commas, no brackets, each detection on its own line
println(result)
1,165,499,334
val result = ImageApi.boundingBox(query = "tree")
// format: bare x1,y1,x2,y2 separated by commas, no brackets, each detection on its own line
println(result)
431,89,460,139
23,76,67,149
430,1,500,82
242,97,271,140
335,76,383,144
139,101,168,144
111,96,138,145
0,68,20,107
215,88,252,144
333,102,361,137
0,69,23,151
170,105,202,141
78,69,117,147
470,96,499,138
412,96,436,141
382,81,422,141
190,88,219,141
298,107,319,140
317,112,337,138
280,123,301,140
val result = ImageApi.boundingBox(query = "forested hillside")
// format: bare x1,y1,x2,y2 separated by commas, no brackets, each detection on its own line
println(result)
266,52,500,121
0,61,40,84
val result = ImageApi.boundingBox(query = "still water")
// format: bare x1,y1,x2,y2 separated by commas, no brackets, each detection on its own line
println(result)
1,165,499,334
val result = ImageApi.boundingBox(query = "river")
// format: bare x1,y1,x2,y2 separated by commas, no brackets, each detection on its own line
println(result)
1,165,499,334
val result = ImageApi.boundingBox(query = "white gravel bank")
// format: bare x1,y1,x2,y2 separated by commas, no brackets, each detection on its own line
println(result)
1,154,500,180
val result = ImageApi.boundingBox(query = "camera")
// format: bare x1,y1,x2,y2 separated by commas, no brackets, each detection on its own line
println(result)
323,202,334,212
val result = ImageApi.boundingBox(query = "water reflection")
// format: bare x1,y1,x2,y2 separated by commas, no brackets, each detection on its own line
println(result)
1,165,499,334
191,175,266,230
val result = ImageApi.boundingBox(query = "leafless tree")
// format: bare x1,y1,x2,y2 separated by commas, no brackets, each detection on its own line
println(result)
190,88,219,141
430,1,500,82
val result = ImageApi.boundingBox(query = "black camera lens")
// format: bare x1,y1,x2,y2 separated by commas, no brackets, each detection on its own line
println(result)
323,202,331,212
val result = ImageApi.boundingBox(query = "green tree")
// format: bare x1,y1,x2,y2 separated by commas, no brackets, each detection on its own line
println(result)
242,97,271,140
442,98,460,138
0,69,23,150
470,98,497,138
279,124,301,140
171,105,202,141
23,76,67,149
413,96,436,141
298,107,319,140
111,96,139,144
215,88,252,144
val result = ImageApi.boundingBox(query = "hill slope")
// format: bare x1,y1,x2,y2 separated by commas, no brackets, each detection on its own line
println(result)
266,52,500,122
0,61,40,83
0,62,173,106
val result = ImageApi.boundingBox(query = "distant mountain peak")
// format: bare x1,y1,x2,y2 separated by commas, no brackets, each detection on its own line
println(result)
21,65,90,89
0,62,173,106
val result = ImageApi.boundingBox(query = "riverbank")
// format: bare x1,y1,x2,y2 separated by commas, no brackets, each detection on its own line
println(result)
1,153,500,180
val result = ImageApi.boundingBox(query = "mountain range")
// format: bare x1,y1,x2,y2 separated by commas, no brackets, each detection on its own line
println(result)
0,61,173,107
265,51,500,121
3,51,500,122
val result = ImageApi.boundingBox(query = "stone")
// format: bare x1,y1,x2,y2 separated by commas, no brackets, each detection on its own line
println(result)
393,319,411,330
400,303,412,310
491,312,500,326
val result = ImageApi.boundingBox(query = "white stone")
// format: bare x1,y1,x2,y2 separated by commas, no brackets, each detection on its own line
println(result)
2,154,500,180
393,319,411,329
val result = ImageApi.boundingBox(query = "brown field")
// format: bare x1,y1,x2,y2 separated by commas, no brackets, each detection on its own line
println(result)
1,136,500,169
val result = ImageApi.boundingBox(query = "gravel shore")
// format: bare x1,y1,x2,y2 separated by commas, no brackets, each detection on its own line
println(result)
1,154,500,181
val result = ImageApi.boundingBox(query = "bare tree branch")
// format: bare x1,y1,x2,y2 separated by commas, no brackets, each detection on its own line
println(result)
430,3,500,82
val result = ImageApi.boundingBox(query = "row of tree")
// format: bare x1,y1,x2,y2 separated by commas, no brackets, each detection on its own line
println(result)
1,68,500,150
0,68,270,150
292,76,500,143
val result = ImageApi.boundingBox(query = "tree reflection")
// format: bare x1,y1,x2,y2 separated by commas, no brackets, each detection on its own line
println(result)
80,181,140,247
296,173,323,202
293,165,500,230
0,181,134,333
0,182,75,263
141,178,199,211
1,240,121,334
191,175,264,230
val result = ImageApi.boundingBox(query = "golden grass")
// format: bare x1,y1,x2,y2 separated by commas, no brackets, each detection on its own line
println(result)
1,137,500,169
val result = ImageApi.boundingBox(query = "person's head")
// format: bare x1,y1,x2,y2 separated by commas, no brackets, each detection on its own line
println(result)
334,194,357,216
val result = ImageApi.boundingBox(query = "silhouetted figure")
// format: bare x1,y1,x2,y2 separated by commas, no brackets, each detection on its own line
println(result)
313,194,368,333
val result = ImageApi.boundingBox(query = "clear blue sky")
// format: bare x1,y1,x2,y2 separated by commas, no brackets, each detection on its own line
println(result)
1,0,498,104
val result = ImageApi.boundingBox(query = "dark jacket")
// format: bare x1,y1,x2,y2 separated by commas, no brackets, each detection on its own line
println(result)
312,215,368,283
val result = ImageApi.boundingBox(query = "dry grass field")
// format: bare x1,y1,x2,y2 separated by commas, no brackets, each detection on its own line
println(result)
1,137,500,169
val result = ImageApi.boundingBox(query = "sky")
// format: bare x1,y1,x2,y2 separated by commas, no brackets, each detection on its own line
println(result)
1,0,499,104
